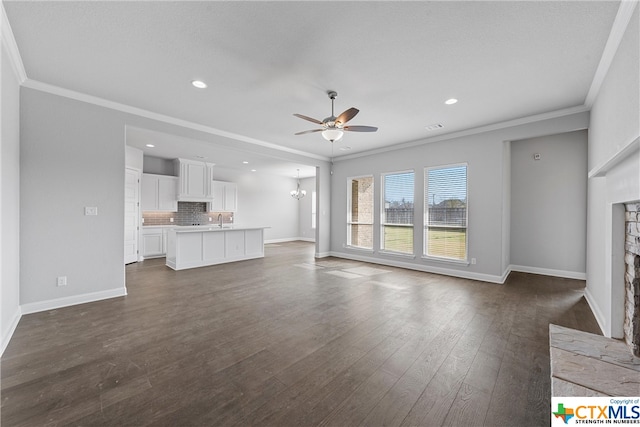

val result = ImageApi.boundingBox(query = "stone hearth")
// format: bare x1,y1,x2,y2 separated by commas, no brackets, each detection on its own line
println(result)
624,202,640,357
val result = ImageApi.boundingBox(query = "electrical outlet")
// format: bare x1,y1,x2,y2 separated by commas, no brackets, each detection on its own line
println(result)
471,258,477,265
57,276,67,287
84,206,98,216
170,217,174,223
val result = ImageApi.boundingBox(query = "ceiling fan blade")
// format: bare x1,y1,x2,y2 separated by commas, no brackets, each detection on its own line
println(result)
335,107,359,125
294,129,324,135
343,125,378,132
293,113,323,125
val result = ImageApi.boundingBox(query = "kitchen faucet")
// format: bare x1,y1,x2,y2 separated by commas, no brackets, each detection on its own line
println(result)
218,213,223,228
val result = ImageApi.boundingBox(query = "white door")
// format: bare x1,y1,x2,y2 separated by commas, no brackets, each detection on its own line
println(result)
124,168,140,264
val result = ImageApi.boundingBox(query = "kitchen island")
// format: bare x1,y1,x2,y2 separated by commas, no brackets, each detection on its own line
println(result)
165,225,269,271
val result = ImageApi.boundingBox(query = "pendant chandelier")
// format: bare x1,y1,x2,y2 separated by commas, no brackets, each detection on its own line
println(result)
290,169,306,200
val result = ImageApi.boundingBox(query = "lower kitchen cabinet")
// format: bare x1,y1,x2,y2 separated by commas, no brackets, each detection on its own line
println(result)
141,227,170,258
166,226,267,270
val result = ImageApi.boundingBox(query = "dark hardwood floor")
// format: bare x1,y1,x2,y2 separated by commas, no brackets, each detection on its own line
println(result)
1,241,601,426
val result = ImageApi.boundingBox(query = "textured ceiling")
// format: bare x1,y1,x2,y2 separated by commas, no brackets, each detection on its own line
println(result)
4,1,620,166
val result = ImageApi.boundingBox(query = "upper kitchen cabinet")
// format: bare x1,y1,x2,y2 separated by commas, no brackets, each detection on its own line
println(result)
141,173,178,211
209,181,238,212
174,158,215,202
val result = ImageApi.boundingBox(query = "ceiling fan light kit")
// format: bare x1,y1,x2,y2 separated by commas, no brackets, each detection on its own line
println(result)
294,91,378,143
322,129,343,142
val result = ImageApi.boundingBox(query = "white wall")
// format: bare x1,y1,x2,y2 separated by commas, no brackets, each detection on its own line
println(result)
297,176,316,241
142,155,173,175
20,88,128,310
209,167,301,242
1,41,22,354
501,141,511,273
586,5,639,338
125,145,143,170
316,164,331,257
19,88,326,314
510,130,588,277
330,112,589,283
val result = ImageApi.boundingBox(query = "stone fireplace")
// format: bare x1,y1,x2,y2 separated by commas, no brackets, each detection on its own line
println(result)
624,202,640,357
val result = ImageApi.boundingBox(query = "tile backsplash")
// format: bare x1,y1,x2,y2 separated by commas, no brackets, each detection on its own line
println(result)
142,202,233,226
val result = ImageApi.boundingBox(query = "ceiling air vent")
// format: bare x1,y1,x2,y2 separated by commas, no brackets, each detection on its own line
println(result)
425,123,444,131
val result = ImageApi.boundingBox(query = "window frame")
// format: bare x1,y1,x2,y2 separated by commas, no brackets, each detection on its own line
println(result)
346,174,375,251
423,163,469,264
380,169,415,256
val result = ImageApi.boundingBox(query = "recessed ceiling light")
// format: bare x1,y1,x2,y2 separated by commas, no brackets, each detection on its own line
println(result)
445,98,458,105
339,146,352,151
251,169,257,172
195,155,207,159
145,144,155,148
243,161,249,164
191,80,207,89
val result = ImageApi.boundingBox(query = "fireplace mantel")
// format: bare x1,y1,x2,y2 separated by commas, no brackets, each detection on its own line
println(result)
589,135,639,178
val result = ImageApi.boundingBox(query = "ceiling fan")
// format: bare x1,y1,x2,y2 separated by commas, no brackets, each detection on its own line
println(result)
293,91,378,142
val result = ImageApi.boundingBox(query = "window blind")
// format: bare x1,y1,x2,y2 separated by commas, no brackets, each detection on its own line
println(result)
382,171,414,253
425,165,467,260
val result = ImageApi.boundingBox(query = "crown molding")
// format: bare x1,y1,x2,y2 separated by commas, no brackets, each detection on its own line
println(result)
23,79,330,162
584,0,638,107
335,104,590,162
0,2,27,83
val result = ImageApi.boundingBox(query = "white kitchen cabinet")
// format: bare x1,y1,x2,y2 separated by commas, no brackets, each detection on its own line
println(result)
208,181,238,212
174,158,215,202
224,182,238,211
142,227,164,258
166,226,266,270
141,173,178,211
141,226,171,258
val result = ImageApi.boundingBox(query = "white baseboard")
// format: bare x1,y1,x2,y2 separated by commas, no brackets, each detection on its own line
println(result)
265,237,299,244
265,237,315,244
21,287,128,315
1,306,22,356
328,251,506,284
500,266,513,284
584,286,606,336
315,252,331,258
509,264,586,280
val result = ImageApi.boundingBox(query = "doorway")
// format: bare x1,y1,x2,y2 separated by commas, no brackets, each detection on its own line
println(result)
124,167,140,264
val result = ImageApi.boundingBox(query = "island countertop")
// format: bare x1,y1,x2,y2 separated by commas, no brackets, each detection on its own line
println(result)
171,225,270,233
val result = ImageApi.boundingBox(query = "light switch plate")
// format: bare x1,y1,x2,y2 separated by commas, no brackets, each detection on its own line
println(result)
85,206,98,216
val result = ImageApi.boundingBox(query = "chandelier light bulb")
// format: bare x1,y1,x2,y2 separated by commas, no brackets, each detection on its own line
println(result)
290,169,307,200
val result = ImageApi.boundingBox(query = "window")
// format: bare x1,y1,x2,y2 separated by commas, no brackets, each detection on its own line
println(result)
381,171,414,254
347,176,374,249
424,164,468,261
311,191,316,229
